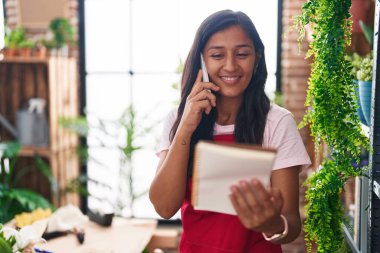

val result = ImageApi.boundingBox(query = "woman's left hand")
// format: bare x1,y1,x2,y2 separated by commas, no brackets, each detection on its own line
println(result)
229,179,284,234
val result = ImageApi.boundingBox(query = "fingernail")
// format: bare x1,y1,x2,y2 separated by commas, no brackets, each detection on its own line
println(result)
239,181,247,187
251,179,259,186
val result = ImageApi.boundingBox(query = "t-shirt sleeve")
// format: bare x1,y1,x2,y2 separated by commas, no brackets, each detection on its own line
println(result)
269,114,311,171
156,109,177,156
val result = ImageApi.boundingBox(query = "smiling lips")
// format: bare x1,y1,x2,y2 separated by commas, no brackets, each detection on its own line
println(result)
220,76,241,85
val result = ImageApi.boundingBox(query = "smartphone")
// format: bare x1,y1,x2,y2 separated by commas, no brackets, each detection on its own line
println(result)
200,54,210,82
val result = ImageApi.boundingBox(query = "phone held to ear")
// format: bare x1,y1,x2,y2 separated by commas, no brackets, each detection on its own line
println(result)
200,54,210,83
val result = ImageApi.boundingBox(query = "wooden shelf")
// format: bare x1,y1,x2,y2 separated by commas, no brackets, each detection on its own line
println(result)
0,56,74,64
19,146,51,157
0,57,49,64
0,56,80,207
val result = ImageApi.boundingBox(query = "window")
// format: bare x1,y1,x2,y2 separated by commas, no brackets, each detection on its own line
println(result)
84,0,278,219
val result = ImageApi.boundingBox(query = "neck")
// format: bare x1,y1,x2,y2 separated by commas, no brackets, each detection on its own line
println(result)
216,96,243,125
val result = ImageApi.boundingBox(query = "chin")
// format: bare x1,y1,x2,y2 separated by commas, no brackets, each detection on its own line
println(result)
219,90,244,99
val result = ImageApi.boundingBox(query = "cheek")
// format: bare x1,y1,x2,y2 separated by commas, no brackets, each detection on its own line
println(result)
207,66,220,80
244,65,255,80
207,64,219,74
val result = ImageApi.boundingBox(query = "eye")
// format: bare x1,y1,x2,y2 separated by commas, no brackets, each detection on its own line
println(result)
236,52,250,58
210,53,224,59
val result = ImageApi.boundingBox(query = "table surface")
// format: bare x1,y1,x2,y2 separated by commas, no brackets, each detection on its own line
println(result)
43,218,157,253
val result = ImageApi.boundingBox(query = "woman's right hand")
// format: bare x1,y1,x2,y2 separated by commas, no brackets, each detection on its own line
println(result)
178,69,220,135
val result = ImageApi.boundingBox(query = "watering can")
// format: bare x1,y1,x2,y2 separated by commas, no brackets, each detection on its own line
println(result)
0,98,49,147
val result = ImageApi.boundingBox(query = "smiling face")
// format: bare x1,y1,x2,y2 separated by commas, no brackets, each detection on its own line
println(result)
203,25,256,100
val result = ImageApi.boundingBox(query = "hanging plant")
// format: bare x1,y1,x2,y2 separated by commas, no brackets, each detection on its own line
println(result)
293,0,370,252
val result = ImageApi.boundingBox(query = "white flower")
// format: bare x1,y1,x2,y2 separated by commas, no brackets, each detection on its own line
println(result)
1,225,46,253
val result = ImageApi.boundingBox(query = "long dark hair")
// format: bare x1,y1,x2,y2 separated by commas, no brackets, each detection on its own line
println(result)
170,10,270,176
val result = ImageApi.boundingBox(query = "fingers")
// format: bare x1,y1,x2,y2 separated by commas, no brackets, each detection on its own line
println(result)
230,186,254,228
230,179,284,231
187,99,213,115
230,179,283,216
195,69,203,83
189,70,219,97
185,69,219,116
190,89,217,106
250,179,273,209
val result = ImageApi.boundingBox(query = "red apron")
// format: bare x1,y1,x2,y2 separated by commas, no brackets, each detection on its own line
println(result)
179,134,282,253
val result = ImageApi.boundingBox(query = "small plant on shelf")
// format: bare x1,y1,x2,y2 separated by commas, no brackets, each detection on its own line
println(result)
2,27,26,58
356,52,373,82
18,40,35,58
48,17,76,56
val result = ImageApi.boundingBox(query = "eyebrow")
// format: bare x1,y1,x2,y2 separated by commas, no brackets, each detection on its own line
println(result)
206,44,254,51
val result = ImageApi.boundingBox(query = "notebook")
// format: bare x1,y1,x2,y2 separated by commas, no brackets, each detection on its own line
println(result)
191,141,277,215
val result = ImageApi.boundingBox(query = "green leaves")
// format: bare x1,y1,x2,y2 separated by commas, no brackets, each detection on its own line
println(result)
59,116,89,137
356,53,373,81
0,237,12,253
49,18,75,48
1,142,54,223
0,142,21,187
7,189,53,211
0,189,53,223
294,0,371,252
4,27,26,49
60,105,153,216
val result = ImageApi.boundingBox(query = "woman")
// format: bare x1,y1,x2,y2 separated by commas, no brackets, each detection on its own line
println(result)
149,10,311,253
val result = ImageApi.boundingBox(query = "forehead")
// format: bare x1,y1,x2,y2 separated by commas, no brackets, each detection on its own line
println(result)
205,25,254,49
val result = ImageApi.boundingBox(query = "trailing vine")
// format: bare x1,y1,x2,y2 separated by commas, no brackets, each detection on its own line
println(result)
293,0,370,252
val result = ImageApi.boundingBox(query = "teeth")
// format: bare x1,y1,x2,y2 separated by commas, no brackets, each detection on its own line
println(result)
222,76,239,81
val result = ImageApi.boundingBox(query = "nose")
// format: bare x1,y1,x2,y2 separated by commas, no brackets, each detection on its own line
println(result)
223,54,238,72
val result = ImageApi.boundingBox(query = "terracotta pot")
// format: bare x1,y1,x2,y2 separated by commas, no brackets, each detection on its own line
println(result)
19,48,32,58
2,48,18,58
350,0,370,33
34,47,47,59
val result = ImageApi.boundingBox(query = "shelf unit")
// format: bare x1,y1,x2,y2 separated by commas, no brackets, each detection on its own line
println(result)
344,1,380,252
0,56,80,207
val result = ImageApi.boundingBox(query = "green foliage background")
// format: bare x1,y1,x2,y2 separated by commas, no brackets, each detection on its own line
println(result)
0,142,54,223
293,0,370,252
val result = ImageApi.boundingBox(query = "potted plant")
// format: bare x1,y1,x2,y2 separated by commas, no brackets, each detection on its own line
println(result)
2,27,26,58
49,18,75,56
357,52,373,126
294,0,370,252
38,39,56,57
18,40,35,58
33,40,48,59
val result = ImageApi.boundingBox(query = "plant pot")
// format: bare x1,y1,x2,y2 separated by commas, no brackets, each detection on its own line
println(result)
354,80,366,125
19,48,32,58
34,47,47,59
358,80,372,125
2,48,18,58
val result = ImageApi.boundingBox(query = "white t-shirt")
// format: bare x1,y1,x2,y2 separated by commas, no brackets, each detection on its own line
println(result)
157,104,311,171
